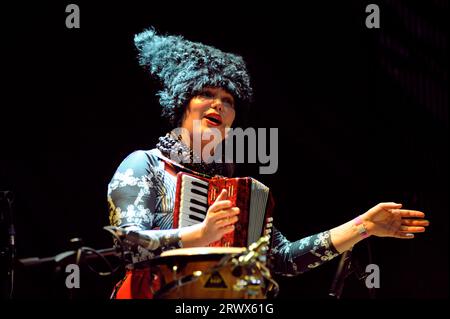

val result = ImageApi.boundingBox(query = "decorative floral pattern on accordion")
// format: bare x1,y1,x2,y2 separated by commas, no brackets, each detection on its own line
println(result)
107,149,340,275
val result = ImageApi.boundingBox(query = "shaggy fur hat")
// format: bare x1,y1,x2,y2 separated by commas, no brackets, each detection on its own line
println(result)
134,27,253,125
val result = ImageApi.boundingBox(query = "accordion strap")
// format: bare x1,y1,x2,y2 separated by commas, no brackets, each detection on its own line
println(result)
149,149,214,179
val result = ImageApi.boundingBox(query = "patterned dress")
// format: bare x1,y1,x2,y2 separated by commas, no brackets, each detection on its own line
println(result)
108,149,340,278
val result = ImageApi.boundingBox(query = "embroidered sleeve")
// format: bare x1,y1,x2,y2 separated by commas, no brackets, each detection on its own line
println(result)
107,150,182,252
269,227,340,276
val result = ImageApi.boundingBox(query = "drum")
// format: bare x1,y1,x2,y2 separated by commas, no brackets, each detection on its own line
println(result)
149,247,267,299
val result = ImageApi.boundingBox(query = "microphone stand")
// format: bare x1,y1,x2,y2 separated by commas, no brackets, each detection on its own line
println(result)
329,248,353,299
17,242,123,300
329,243,375,299
17,246,121,268
0,191,16,300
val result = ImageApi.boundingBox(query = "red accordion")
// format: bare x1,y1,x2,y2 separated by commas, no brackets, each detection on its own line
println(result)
173,172,274,247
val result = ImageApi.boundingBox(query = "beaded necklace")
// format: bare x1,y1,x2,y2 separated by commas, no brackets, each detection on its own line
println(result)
156,132,225,177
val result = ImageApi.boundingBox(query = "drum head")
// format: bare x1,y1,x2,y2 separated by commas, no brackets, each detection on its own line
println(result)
161,247,246,257
132,247,246,269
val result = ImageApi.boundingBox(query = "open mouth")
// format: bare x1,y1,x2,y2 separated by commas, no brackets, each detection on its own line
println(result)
204,113,222,126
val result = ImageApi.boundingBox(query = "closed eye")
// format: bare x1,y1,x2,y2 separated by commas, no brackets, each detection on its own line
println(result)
223,98,235,108
198,89,234,108
198,90,214,99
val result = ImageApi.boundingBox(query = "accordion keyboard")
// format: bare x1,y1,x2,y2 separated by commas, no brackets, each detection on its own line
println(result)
179,174,209,227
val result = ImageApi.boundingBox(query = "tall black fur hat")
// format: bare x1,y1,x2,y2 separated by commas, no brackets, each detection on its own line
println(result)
134,27,253,125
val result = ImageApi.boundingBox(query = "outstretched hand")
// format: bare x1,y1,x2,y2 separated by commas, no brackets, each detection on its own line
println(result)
362,202,429,239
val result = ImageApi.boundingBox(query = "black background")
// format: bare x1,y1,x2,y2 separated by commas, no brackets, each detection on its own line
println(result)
0,1,448,299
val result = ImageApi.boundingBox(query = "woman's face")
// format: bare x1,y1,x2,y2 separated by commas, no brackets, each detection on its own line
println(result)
181,87,236,147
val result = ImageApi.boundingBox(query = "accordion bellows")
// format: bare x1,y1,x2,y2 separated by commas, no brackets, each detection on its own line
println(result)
173,172,274,247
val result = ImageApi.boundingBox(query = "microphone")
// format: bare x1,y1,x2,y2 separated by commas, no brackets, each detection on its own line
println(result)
124,231,160,250
105,226,160,251
329,248,353,299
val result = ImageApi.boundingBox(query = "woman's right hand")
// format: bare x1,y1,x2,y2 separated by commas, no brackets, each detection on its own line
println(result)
200,189,240,245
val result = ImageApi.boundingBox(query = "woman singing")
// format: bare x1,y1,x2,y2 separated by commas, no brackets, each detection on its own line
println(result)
107,27,428,298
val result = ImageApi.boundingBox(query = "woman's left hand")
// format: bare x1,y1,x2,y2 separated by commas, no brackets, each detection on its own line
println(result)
361,202,429,239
